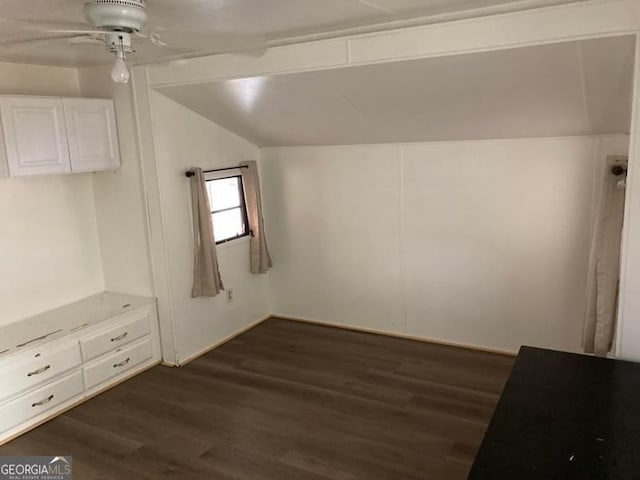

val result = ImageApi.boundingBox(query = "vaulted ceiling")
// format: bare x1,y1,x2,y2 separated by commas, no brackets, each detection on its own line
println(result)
157,35,635,146
0,0,584,67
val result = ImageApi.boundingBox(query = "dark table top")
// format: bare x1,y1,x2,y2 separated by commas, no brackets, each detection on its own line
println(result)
468,346,640,480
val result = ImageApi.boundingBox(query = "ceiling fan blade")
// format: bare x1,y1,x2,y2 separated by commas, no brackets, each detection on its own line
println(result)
133,31,165,47
67,36,106,47
0,17,92,32
0,34,90,48
144,29,267,56
39,28,107,36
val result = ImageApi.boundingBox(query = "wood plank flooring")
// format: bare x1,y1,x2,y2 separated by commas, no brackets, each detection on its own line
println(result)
0,318,515,479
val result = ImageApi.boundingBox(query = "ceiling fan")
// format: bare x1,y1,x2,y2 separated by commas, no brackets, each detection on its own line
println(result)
0,0,266,84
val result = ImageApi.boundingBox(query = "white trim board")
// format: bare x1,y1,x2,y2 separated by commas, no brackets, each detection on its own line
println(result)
618,35,640,360
131,69,179,366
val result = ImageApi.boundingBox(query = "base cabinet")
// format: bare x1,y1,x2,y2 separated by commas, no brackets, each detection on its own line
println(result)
84,337,152,390
0,293,161,445
0,341,82,401
0,371,85,434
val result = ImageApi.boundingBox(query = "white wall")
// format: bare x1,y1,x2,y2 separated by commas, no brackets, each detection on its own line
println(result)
616,36,640,361
0,63,104,326
148,92,271,363
77,66,154,298
134,0,640,361
261,135,629,353
0,61,79,97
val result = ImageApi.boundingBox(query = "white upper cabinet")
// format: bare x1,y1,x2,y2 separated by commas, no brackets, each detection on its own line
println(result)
0,97,71,177
63,98,120,173
0,96,121,178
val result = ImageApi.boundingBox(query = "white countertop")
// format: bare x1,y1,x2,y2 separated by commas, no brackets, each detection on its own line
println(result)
0,292,155,358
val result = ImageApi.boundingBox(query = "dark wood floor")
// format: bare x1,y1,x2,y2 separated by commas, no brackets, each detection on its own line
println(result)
0,318,514,480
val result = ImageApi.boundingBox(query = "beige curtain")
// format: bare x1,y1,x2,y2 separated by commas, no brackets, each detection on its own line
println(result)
190,168,224,297
241,161,273,274
583,168,626,356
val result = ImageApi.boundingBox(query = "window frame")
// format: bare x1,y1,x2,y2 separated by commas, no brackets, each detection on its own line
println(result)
205,173,251,245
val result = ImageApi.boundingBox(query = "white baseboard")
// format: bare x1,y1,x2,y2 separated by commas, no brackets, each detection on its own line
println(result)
160,312,517,367
173,315,271,367
271,313,517,357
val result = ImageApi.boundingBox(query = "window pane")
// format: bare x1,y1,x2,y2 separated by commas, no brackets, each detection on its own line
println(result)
212,208,245,242
207,177,241,211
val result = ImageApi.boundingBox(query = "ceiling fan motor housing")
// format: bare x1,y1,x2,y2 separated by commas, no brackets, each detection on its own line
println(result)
83,0,148,32
105,32,133,54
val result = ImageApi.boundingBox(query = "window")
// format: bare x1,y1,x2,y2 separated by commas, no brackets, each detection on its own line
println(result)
206,175,250,244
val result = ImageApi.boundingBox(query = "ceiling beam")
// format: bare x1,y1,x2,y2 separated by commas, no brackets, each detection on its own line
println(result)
143,0,640,88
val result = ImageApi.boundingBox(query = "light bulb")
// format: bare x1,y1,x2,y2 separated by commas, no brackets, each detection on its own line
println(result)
111,55,130,84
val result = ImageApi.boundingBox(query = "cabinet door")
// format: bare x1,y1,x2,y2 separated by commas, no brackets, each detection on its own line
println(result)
0,97,71,177
63,98,121,173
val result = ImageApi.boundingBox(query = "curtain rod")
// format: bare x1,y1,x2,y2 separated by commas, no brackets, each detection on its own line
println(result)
185,165,248,178
612,165,627,176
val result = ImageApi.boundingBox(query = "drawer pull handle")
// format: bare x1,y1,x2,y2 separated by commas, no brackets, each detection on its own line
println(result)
113,358,130,368
111,332,128,342
32,395,54,407
27,365,51,377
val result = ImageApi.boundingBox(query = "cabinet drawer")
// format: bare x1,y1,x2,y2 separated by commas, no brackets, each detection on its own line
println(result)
0,370,84,433
0,342,82,402
80,310,150,361
84,337,152,390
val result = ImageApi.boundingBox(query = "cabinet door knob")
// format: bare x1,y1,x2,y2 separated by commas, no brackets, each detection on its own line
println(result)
110,332,128,342
27,364,51,377
113,357,130,368
32,395,54,407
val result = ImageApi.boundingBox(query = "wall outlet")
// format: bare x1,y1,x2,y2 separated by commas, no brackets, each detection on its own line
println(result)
226,288,233,304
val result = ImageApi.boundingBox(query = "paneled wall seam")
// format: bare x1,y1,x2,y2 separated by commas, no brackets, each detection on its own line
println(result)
399,143,407,334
